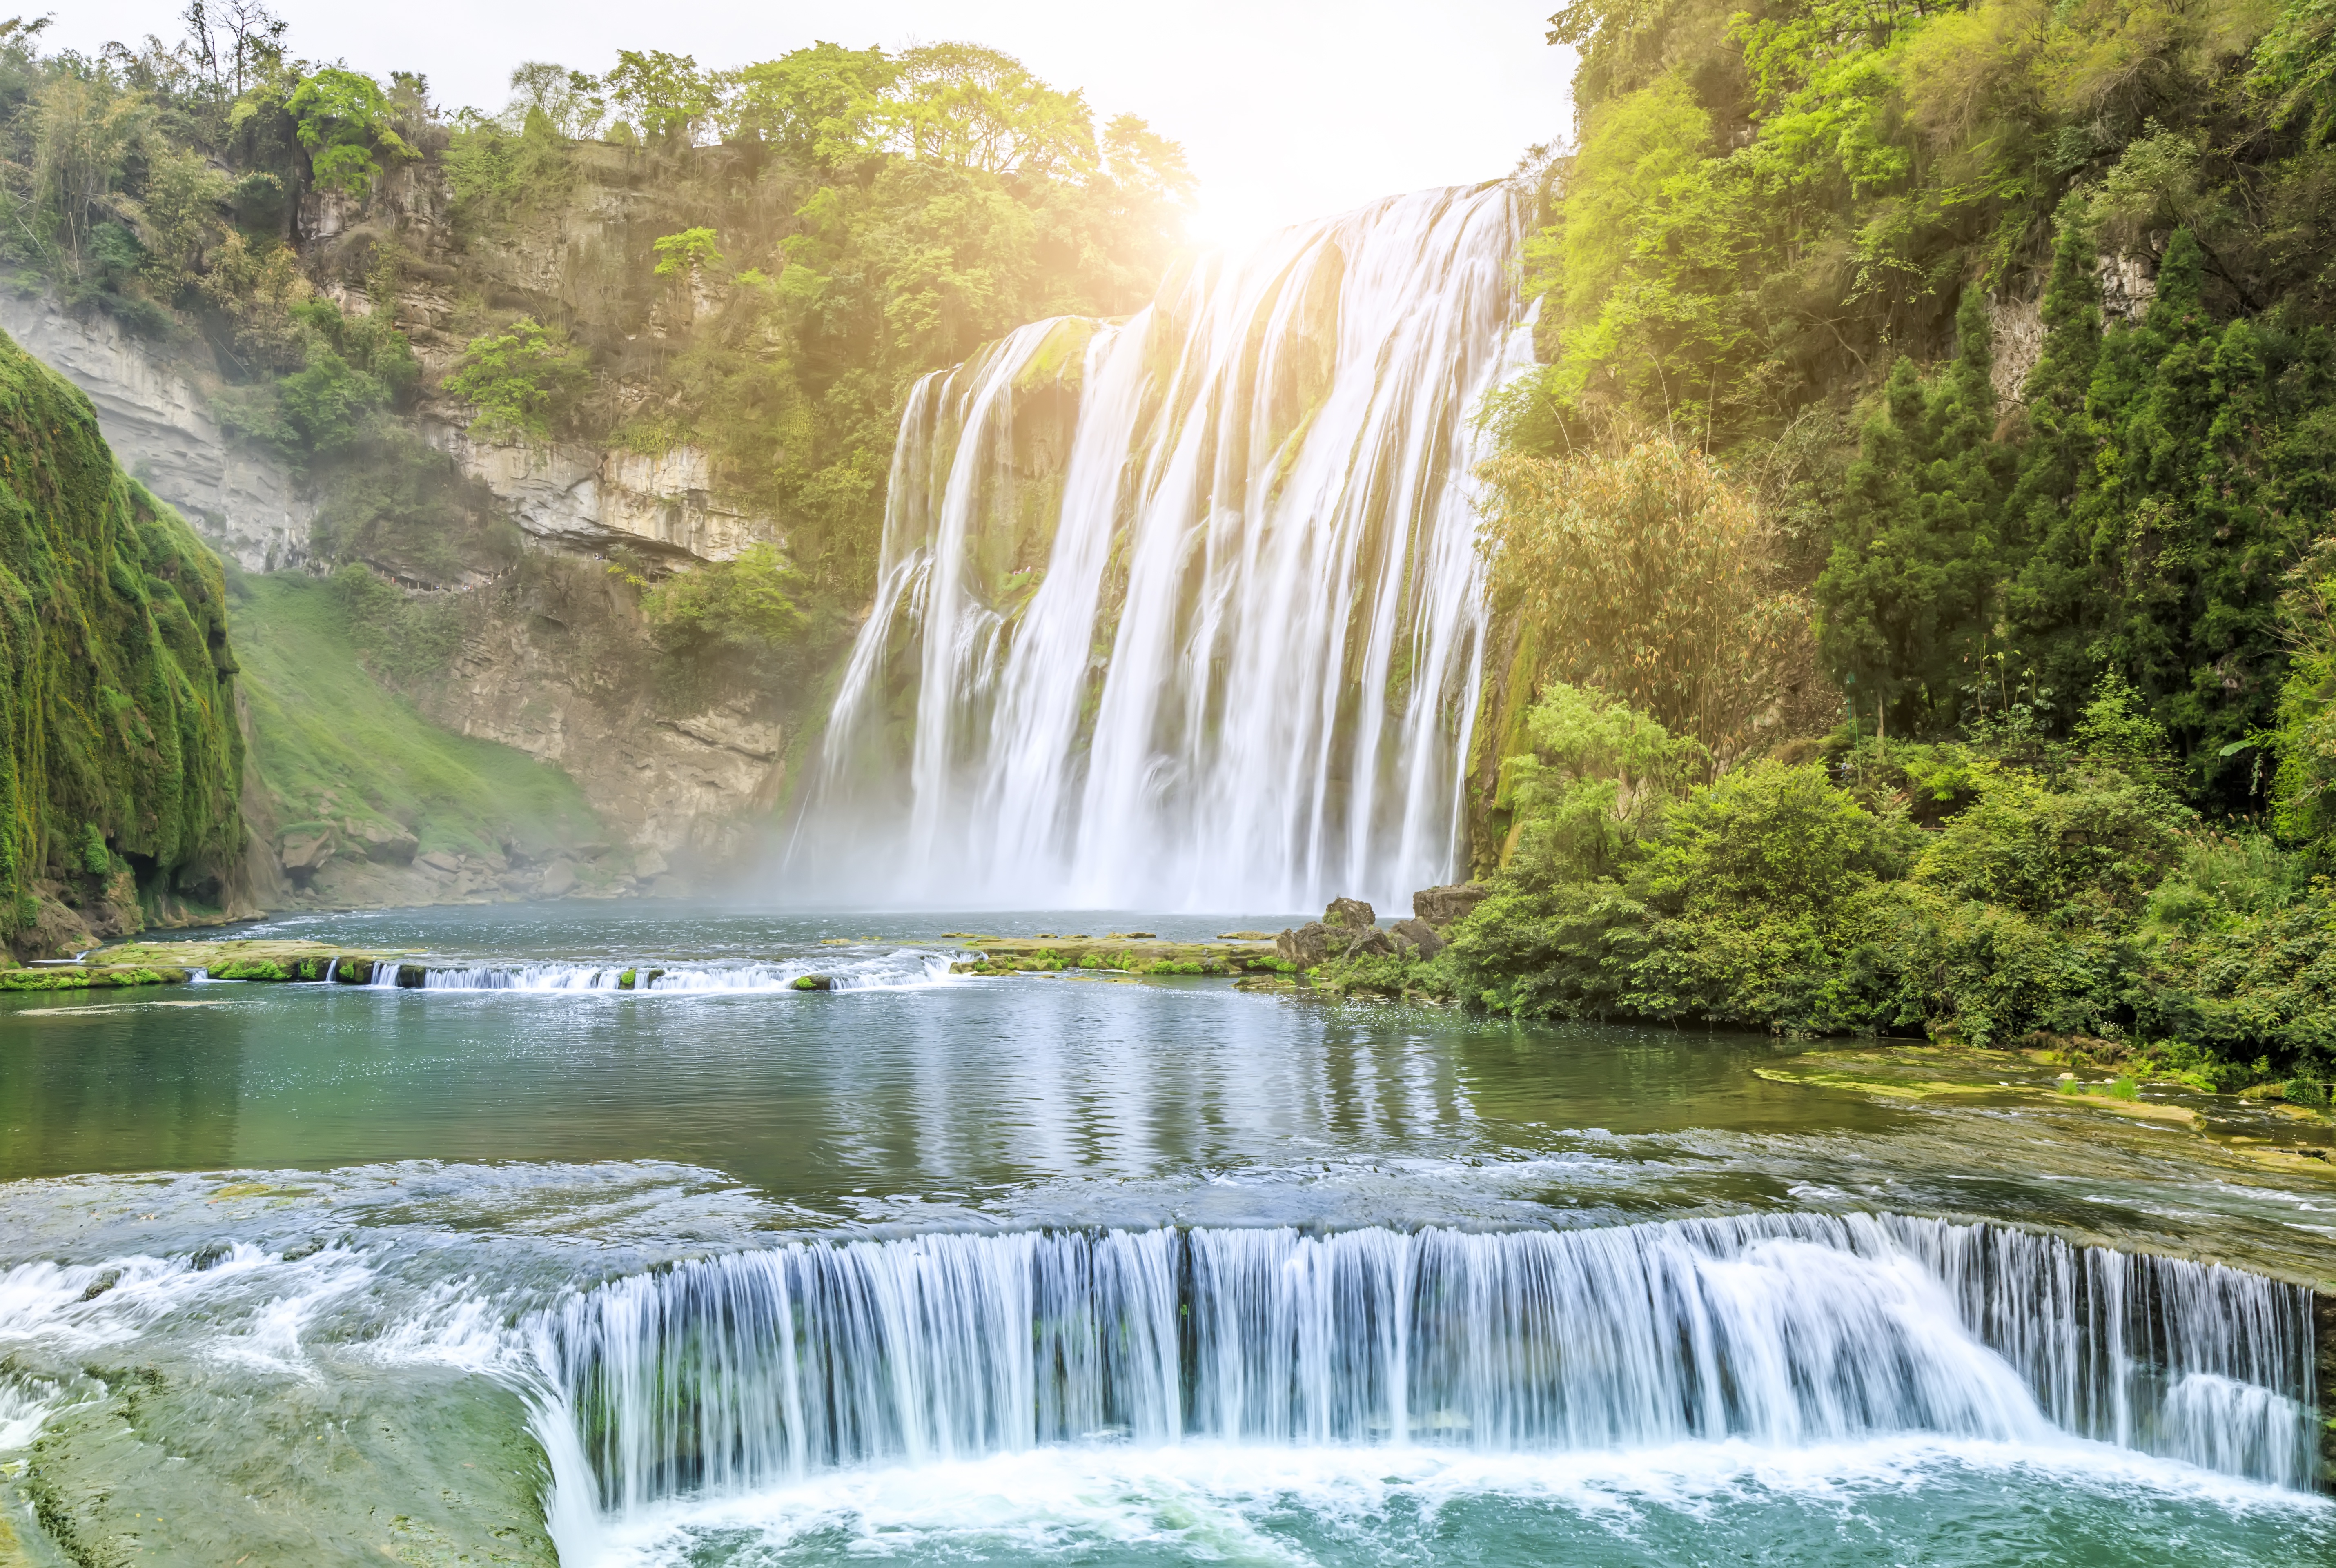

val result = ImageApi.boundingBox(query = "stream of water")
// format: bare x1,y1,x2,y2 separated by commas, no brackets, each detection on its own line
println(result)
2,905,2331,1564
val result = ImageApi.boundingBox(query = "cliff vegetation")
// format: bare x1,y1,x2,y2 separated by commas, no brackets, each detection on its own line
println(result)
0,326,244,957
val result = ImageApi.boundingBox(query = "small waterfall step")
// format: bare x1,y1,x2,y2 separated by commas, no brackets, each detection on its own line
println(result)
532,1212,2320,1517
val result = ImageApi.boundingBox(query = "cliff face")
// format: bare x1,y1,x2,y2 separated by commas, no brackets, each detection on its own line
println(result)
0,330,249,959
0,289,316,574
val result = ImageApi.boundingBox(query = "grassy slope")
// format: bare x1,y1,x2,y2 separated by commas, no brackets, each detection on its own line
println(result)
231,572,602,861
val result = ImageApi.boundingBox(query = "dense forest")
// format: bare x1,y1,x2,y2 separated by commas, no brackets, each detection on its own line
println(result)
0,6,1189,617
1352,0,2336,1102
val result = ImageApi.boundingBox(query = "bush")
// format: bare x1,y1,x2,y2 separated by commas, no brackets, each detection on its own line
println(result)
444,318,589,444
641,542,807,658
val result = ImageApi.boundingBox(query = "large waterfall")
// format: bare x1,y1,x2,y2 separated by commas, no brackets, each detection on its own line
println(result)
530,1215,2319,1530
799,185,1532,910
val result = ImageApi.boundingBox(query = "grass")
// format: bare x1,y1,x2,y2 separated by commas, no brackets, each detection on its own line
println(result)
230,572,605,860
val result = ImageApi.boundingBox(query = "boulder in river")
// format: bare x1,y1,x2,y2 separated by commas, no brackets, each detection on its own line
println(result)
1412,883,1489,928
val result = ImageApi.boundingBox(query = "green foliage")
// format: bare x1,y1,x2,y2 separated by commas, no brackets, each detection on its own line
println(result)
1429,676,2334,1080
1815,290,2011,735
1519,0,2336,818
288,67,411,194
0,328,245,935
652,227,723,280
641,542,807,658
604,49,718,143
443,318,588,445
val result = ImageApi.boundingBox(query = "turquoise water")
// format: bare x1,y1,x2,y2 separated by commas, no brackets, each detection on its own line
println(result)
1,905,2330,1565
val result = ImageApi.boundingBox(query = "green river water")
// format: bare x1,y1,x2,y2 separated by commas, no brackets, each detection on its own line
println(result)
1,904,2331,1566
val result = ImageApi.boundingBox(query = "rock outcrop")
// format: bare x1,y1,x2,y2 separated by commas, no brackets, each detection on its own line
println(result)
1413,883,1490,928
0,285,314,571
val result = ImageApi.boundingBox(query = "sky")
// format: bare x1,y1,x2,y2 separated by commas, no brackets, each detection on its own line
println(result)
52,1,1577,249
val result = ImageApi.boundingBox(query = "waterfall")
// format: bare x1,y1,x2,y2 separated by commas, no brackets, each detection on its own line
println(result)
800,184,1534,911
530,1214,2319,1521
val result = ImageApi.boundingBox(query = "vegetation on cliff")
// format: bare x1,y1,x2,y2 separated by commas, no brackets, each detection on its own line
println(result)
0,12,1189,606
0,326,244,953
1408,0,2336,1092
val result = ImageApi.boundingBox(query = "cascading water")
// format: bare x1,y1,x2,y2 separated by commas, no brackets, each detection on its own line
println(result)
530,1214,2319,1530
799,184,1534,910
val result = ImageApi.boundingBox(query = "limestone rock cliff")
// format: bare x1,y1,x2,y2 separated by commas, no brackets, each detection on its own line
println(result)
0,286,316,572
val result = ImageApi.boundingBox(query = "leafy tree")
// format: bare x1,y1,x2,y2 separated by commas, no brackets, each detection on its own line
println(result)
603,49,717,143
1815,288,2010,737
288,67,410,194
642,542,808,656
444,318,588,444
1479,437,1804,756
722,42,895,165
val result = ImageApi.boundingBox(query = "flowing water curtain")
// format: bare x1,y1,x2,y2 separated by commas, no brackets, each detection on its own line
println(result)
531,1215,2319,1518
800,184,1533,909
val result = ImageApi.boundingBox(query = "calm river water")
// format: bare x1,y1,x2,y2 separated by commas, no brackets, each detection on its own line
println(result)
1,904,2330,1565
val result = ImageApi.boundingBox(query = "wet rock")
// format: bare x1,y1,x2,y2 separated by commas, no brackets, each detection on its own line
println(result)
332,957,375,984
1412,883,1489,928
539,861,578,897
1323,897,1376,929
1341,925,1398,958
1276,922,1331,969
1392,917,1446,957
394,963,429,988
792,973,835,991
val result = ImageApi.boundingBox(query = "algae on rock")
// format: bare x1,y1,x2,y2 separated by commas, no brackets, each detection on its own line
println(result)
0,329,247,957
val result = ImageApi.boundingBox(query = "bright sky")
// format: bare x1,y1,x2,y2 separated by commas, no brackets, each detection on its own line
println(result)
53,1,1576,249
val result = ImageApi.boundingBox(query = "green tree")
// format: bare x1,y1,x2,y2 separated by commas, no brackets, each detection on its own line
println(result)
288,67,411,194
603,49,717,143
1816,287,2010,737
443,318,588,444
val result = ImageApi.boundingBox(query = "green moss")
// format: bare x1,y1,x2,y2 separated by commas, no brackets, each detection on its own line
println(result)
0,964,189,989
232,572,605,860
207,956,296,981
0,330,245,937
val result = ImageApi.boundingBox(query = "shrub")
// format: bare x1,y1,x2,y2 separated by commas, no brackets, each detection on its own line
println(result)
444,318,589,444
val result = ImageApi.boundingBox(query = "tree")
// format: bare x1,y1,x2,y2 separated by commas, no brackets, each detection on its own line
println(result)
603,49,717,144
721,42,895,165
1815,288,2010,737
288,67,412,194
875,43,1096,178
1479,437,1805,757
505,61,603,139
444,318,588,444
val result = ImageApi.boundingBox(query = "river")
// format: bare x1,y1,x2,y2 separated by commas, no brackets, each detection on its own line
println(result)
0,904,2329,1564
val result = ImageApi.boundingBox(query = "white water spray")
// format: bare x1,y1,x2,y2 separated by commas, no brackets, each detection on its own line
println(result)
802,185,1532,910
532,1213,2320,1535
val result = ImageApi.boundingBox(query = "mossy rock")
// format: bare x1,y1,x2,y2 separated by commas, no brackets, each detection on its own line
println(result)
0,965,189,990
207,956,297,982
0,330,247,946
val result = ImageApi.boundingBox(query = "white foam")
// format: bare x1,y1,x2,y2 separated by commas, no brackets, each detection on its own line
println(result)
559,1435,2327,1567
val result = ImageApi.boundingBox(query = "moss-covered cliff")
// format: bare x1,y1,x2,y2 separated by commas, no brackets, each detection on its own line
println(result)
0,329,245,957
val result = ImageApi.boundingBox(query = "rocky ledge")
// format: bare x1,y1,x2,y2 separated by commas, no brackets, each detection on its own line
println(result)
937,934,1288,978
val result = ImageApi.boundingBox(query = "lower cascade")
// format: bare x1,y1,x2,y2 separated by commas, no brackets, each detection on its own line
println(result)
530,1214,2318,1518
